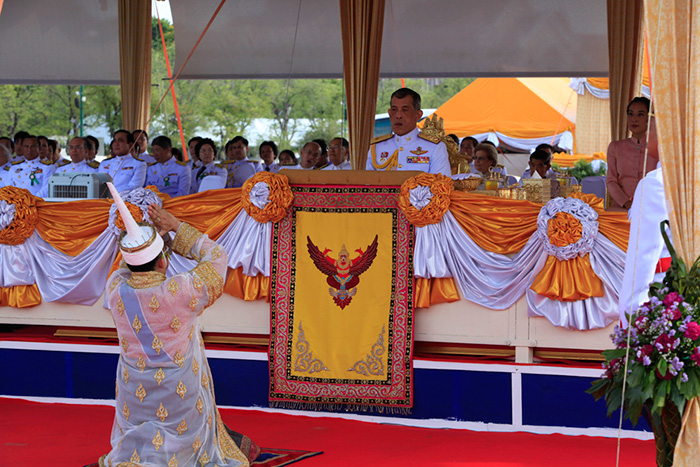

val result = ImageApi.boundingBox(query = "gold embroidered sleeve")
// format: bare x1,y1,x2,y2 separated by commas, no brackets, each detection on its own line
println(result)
172,223,203,258
192,260,224,307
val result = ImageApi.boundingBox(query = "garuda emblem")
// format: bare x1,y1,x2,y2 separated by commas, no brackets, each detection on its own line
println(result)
307,235,379,309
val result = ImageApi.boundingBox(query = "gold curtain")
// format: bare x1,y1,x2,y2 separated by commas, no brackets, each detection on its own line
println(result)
645,1,700,273
118,0,152,131
607,0,644,141
575,91,612,155
340,0,385,170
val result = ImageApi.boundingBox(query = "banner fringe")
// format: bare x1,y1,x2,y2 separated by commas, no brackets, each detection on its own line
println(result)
269,400,412,415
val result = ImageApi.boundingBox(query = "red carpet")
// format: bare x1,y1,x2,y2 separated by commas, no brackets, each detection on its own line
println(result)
0,397,655,466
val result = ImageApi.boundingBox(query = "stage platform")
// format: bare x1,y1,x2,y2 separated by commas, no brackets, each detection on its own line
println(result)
0,325,652,440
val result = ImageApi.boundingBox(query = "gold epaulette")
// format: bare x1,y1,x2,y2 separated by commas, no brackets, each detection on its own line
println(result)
315,162,330,170
40,159,55,165
102,156,115,162
176,160,188,167
370,134,392,145
497,164,505,169
147,161,157,166
11,160,23,165
133,155,144,162
418,132,441,144
87,161,100,169
57,160,71,167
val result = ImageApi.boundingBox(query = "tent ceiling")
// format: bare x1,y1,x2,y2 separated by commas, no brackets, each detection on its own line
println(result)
0,0,120,85
172,0,608,80
0,0,608,84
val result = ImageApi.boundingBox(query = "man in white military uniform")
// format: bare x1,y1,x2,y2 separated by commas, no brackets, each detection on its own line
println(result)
132,129,155,164
8,135,57,197
366,88,450,176
323,137,352,170
223,136,261,188
145,135,191,198
99,129,147,193
54,137,99,174
619,118,669,326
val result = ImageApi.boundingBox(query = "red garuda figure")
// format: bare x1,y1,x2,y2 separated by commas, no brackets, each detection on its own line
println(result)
307,235,379,309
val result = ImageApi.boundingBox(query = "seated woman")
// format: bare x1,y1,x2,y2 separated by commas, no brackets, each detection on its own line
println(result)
190,138,227,194
473,143,499,176
606,96,658,209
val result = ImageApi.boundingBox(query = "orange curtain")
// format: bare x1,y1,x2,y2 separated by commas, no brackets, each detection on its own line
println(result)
340,0,385,170
414,278,460,308
607,0,644,141
35,199,111,256
644,0,700,268
0,284,41,308
118,0,152,130
224,267,269,302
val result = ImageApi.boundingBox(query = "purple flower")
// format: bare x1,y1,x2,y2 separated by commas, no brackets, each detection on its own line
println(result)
682,373,689,383
655,333,676,353
670,356,684,375
642,355,651,366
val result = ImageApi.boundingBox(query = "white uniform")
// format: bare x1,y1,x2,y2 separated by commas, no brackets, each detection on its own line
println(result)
138,151,156,164
619,164,670,326
190,162,227,194
322,160,352,170
98,154,147,193
223,159,262,188
54,159,99,174
365,127,450,176
145,157,191,198
8,157,57,197
261,162,281,173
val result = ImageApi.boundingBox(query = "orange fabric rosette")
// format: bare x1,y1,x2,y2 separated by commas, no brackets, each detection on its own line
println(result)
547,212,583,247
113,202,144,231
0,186,40,245
240,172,293,223
398,173,453,227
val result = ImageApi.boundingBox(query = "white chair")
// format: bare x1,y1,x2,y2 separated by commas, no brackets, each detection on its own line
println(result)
197,175,225,193
581,175,606,200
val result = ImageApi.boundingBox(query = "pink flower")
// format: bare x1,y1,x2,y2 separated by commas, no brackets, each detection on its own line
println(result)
655,333,676,353
636,344,654,363
686,322,700,340
663,292,682,307
668,308,682,320
691,348,700,365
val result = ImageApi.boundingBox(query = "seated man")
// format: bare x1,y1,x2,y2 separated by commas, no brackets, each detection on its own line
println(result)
99,129,147,193
366,87,450,175
8,135,57,197
520,149,560,197
100,183,259,466
323,137,351,170
223,136,261,188
292,141,322,170
54,137,99,174
145,135,191,197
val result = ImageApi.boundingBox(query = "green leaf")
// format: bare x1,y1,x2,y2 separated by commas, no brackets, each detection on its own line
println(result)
657,359,668,378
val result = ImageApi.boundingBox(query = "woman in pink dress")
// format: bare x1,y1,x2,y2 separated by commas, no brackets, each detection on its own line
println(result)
606,97,658,209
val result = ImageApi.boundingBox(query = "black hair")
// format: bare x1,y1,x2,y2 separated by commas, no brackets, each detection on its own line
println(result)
259,140,279,156
279,149,297,164
14,130,30,144
0,137,13,151
461,136,478,148
535,143,554,154
188,136,202,145
126,252,162,272
172,147,184,162
85,135,99,152
195,138,217,160
627,96,650,113
152,135,172,149
529,149,552,165
132,129,149,140
113,129,135,145
37,135,49,145
390,87,421,111
48,139,58,152
446,134,459,145
333,137,349,149
231,135,249,146
312,138,327,156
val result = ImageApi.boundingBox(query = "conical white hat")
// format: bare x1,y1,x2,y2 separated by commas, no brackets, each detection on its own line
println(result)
107,183,164,266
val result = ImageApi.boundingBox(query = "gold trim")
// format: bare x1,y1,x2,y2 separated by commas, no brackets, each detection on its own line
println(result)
118,222,158,253
294,322,329,374
172,223,202,257
193,261,224,307
127,271,166,290
348,325,385,376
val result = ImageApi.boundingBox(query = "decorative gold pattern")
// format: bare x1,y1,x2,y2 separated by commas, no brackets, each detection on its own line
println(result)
193,276,204,293
216,411,249,463
153,430,163,451
167,279,180,296
189,326,194,341
127,271,166,289
348,325,386,376
176,419,188,436
130,449,140,463
110,278,120,292
122,402,130,421
135,383,146,403
115,379,118,397
176,380,187,399
154,368,165,385
199,450,210,466
149,294,160,313
137,355,146,372
193,261,224,307
212,246,222,260
157,402,168,422
294,322,329,374
168,454,178,467
201,371,209,388
117,297,125,316
122,366,129,383
131,315,142,334
152,335,163,355
207,412,212,427
196,396,204,414
189,297,198,312
120,335,129,352
200,248,208,258
192,358,199,377
172,223,202,257
171,315,181,332
174,350,185,368
192,435,202,452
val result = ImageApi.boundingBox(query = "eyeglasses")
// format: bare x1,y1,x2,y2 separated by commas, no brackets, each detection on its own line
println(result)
328,146,341,150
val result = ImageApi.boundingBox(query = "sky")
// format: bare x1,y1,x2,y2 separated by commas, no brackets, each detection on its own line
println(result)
152,0,173,23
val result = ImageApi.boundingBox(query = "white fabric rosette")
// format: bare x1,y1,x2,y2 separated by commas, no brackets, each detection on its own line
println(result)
535,197,598,261
0,200,16,231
